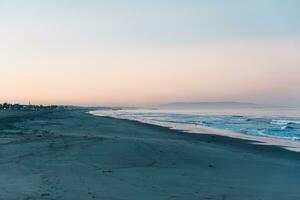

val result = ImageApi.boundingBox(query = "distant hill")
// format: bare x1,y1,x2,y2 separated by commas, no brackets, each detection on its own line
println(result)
155,102,274,109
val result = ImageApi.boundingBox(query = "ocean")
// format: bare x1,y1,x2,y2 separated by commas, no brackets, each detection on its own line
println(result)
90,107,300,142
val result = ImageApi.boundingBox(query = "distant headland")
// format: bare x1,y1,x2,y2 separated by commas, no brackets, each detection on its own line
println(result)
155,101,286,109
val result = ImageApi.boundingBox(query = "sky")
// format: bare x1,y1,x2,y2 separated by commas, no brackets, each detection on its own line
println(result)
0,0,300,106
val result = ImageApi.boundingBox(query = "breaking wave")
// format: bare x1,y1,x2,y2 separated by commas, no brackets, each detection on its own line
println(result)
90,109,300,142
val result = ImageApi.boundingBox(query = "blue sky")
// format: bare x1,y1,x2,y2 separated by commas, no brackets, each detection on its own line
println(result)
1,0,299,45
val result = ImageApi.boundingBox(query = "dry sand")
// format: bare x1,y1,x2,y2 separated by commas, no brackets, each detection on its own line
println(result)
0,110,299,200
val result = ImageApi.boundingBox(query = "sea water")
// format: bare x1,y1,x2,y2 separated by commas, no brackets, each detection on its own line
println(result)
90,107,300,142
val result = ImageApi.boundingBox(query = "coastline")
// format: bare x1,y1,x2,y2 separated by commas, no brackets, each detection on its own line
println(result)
0,109,300,199
89,110,300,152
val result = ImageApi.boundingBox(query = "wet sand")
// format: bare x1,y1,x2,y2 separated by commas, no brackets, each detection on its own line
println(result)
0,109,299,200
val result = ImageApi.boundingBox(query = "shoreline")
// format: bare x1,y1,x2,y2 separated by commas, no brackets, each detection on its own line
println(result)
88,112,300,161
89,110,300,153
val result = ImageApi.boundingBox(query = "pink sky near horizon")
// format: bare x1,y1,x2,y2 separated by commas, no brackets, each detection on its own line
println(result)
1,39,300,106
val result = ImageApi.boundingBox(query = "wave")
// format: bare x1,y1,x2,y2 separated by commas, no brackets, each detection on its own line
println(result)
246,118,271,123
271,119,300,126
89,109,300,144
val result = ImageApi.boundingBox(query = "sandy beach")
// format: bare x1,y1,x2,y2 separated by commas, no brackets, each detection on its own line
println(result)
0,109,300,200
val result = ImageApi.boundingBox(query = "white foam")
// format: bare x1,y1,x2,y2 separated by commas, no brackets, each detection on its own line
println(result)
271,119,300,126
